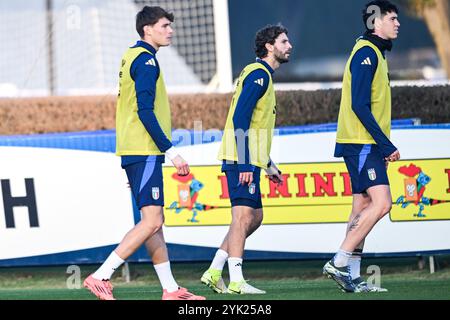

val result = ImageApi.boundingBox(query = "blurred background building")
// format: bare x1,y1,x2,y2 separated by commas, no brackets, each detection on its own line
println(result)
230,0,446,82
0,0,448,97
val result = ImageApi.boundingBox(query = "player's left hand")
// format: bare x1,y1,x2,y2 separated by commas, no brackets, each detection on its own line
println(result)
269,173,284,186
265,162,283,186
172,155,190,176
385,150,400,162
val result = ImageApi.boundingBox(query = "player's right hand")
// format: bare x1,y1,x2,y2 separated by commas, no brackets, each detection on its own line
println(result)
172,155,190,176
239,172,253,186
386,150,401,162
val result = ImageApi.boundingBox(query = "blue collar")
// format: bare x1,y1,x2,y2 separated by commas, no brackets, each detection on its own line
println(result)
256,58,274,74
133,40,157,55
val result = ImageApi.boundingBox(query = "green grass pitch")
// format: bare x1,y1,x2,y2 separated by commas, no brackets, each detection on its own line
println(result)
1,257,449,300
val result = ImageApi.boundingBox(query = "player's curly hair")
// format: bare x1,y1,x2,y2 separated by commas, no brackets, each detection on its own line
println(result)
363,0,398,33
136,6,174,38
254,24,288,59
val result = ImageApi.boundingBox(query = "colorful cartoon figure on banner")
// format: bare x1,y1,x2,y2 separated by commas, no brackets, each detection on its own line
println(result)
396,164,448,218
169,173,217,223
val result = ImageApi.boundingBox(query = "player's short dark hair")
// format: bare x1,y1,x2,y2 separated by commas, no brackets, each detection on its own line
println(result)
363,0,398,33
136,6,174,38
254,24,288,59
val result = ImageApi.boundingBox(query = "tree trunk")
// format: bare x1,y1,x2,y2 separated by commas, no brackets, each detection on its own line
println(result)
422,0,450,79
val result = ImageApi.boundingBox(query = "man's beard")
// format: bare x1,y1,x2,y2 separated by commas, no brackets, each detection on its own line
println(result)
275,51,290,64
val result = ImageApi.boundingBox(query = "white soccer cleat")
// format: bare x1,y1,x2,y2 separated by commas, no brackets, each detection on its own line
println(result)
227,280,266,294
323,260,356,292
353,277,388,293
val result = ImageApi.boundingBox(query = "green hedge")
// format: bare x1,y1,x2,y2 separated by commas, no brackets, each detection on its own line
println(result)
0,85,448,135
276,85,450,126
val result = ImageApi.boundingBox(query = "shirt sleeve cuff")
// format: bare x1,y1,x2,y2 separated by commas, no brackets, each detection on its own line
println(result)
265,162,281,175
165,146,178,161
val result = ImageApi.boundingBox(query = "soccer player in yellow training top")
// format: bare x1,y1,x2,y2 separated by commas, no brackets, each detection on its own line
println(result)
201,25,292,294
83,6,204,301
323,0,401,293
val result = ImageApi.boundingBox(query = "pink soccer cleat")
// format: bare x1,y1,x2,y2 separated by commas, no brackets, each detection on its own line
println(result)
83,274,115,300
162,287,206,300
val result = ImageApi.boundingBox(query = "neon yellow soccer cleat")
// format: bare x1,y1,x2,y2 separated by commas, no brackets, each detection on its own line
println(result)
200,269,228,294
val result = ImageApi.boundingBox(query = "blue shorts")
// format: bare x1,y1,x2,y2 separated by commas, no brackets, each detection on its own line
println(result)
225,167,262,209
344,150,389,194
124,161,164,209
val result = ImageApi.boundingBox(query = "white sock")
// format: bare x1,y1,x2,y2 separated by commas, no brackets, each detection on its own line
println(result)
209,249,228,271
92,251,124,280
333,249,352,267
154,261,179,293
228,257,244,283
348,256,362,280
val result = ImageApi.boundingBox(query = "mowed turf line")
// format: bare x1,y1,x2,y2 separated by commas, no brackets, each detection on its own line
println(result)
1,257,450,300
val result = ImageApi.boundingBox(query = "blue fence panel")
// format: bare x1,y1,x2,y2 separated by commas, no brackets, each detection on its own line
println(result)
0,119,432,153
